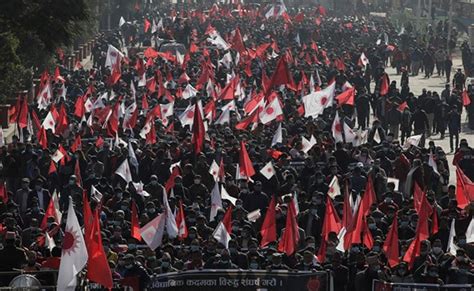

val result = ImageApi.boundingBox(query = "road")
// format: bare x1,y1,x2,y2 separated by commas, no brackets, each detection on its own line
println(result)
384,52,474,185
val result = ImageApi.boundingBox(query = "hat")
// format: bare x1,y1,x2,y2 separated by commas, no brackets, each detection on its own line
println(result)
5,231,16,240
21,178,30,183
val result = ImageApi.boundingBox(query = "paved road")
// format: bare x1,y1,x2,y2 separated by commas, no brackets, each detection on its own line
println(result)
385,53,474,185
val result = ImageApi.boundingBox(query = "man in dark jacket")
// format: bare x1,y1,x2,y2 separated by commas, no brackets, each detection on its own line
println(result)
411,108,429,136
448,106,461,152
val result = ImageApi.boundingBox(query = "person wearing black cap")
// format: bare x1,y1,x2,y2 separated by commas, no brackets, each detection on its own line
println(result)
0,232,27,271
122,253,151,289
27,178,50,212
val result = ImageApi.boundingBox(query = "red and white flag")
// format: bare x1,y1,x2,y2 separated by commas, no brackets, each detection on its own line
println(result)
358,52,369,67
182,84,198,99
301,135,317,153
303,82,335,117
115,159,132,183
210,183,223,221
332,112,344,143
42,111,56,133
259,97,283,124
271,123,283,147
57,197,88,291
163,191,178,239
327,176,341,199
176,200,188,240
105,45,124,69
209,160,220,181
260,161,276,180
212,206,233,248
140,213,166,250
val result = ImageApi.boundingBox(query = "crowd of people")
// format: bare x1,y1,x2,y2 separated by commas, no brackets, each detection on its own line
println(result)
0,1,473,290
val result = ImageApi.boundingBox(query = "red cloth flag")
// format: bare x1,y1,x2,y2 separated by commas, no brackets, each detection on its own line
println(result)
71,135,82,153
191,102,205,155
379,74,389,95
456,167,474,208
336,87,355,106
165,165,181,192
231,28,246,54
0,183,7,205
95,136,104,148
48,160,57,175
83,191,94,244
278,199,300,256
317,196,342,262
260,196,277,247
74,95,85,118
86,208,113,289
397,101,408,112
267,56,294,93
235,109,260,130
383,213,400,267
347,175,376,246
176,200,188,240
294,12,304,22
74,159,82,188
462,90,471,106
144,18,151,33
238,140,256,179
37,126,48,149
131,201,141,241
218,77,237,100
40,194,58,230
18,97,29,128
431,208,439,235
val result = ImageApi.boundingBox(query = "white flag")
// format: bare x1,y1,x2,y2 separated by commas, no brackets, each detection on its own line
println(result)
179,104,195,127
260,161,276,180
213,220,232,249
119,17,126,27
57,197,88,291
466,217,474,243
140,213,166,250
403,134,422,150
42,112,56,133
51,150,64,163
90,185,103,203
271,123,283,147
210,183,222,221
332,112,344,143
163,191,178,239
115,159,132,183
128,142,139,172
221,185,237,206
447,218,459,256
215,108,230,125
303,82,335,118
182,84,198,100
132,181,150,197
209,160,220,181
247,209,261,222
259,97,283,125
327,176,341,199
302,135,317,153
105,45,123,69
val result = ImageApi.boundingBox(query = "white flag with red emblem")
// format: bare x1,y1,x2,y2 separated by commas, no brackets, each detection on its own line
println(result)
215,108,230,125
182,84,198,100
105,45,123,69
359,52,369,67
42,111,56,133
213,207,233,249
327,176,341,199
344,122,357,145
163,191,178,239
303,82,335,117
259,97,283,124
260,161,276,180
115,159,132,183
57,197,88,291
221,185,237,206
140,212,166,250
332,111,344,143
179,104,195,127
51,149,64,163
209,160,220,181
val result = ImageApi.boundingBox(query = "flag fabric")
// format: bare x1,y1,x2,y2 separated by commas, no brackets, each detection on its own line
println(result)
447,219,459,256
332,111,344,143
115,159,133,184
260,196,277,247
191,101,205,155
267,56,294,92
42,111,56,133
57,197,88,291
221,185,237,206
131,201,141,241
358,52,369,66
213,206,233,248
163,190,178,239
327,176,341,199
335,87,355,106
74,159,82,188
87,208,113,289
317,196,342,263
303,82,335,117
462,90,471,106
271,123,283,146
40,191,61,230
379,74,389,95
176,200,188,240
383,213,399,268
456,167,474,208
210,182,223,221
260,161,276,180
48,160,57,175
105,45,124,69
278,199,300,256
239,141,256,180
259,97,283,124
301,135,317,153
140,213,166,250
466,217,474,243
209,160,220,181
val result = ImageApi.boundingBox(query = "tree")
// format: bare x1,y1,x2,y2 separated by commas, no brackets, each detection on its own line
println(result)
0,0,91,100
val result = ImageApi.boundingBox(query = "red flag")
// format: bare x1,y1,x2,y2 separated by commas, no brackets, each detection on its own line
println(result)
294,12,304,22
317,196,342,262
86,208,113,289
37,126,48,149
379,74,389,96
218,77,237,100
18,98,29,128
231,28,246,54
74,159,82,188
278,199,300,256
74,95,85,118
462,90,471,106
176,200,188,240
95,136,104,148
336,87,355,106
70,135,82,153
383,213,399,267
347,175,376,246
267,56,294,93
235,109,259,130
0,182,8,205
83,191,94,244
239,141,255,179
144,18,151,33
106,102,120,137
362,218,374,250
431,208,439,235
48,160,57,175
397,101,408,112
456,167,474,208
191,103,205,155
165,166,181,192
260,196,277,247
190,42,199,54
40,195,58,230
131,201,141,241
145,121,157,145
